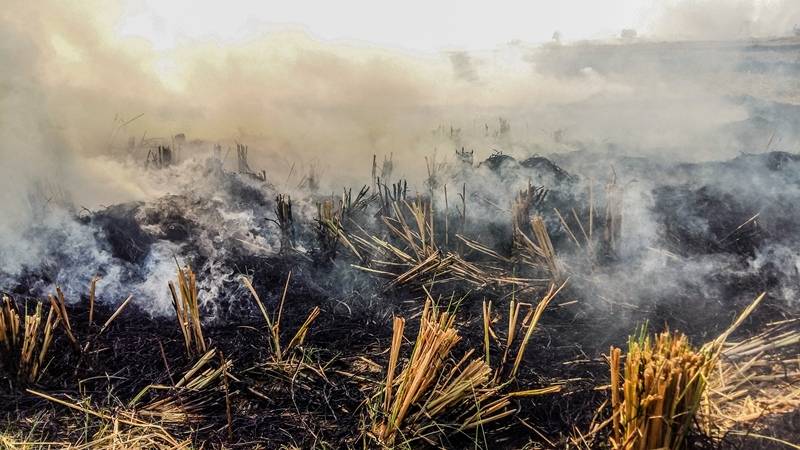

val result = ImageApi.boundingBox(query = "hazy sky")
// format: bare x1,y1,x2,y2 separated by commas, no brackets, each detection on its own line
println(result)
115,0,662,52
116,0,800,54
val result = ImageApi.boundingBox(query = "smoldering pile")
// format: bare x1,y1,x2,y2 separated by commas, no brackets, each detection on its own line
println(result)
0,146,798,449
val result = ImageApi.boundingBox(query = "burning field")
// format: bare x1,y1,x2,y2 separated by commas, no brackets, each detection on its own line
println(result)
2,1,800,449
1,146,798,449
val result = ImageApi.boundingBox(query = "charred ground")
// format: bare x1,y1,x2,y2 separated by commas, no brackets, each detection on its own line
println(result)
1,150,798,449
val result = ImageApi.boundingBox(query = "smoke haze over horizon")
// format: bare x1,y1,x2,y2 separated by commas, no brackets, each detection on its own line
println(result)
3,0,800,206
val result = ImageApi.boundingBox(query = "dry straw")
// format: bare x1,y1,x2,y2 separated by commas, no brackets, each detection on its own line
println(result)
609,329,709,450
607,293,770,450
0,295,56,383
29,388,190,449
702,316,800,441
346,196,541,291
169,265,206,358
373,286,563,446
133,348,233,424
241,272,321,366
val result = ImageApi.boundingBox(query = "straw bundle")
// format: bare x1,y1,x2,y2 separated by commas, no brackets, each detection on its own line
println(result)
48,287,79,352
546,176,625,265
340,185,373,219
609,329,711,450
168,265,206,358
483,282,566,382
374,299,468,444
512,215,562,283
511,182,547,240
347,197,525,291
374,293,561,446
0,295,56,383
608,293,770,450
315,199,341,260
28,388,191,450
314,188,373,262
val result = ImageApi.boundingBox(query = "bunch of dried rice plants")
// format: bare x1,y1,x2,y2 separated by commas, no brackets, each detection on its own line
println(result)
168,265,206,359
314,187,372,262
608,328,710,450
240,272,322,380
132,348,233,424
607,293,770,450
78,422,190,450
347,197,529,292
28,389,190,449
482,282,566,382
701,316,799,445
1,282,133,384
370,285,563,447
0,295,56,384
48,288,79,352
274,194,294,251
552,175,624,264
512,215,563,284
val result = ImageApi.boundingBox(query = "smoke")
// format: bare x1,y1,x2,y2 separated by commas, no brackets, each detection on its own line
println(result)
645,0,800,40
4,0,794,204
448,51,481,83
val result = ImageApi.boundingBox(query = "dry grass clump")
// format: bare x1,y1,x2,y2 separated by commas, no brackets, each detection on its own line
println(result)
512,215,563,283
531,216,561,280
0,433,59,450
0,295,57,384
375,178,406,216
702,317,800,439
483,282,565,381
608,328,711,450
0,424,187,450
338,185,373,220
28,389,190,449
48,288,79,352
314,187,371,262
77,424,190,450
168,265,206,358
511,183,547,240
606,293,770,450
347,197,534,291
1,284,133,384
371,286,562,447
133,348,233,424
241,272,321,368
275,194,294,250
315,199,342,260
553,175,624,262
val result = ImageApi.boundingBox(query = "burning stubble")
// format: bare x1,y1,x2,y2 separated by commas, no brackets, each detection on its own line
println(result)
1,1,799,448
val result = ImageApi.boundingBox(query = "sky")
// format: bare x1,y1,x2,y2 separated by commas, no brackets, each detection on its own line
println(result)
115,0,660,53
114,0,800,55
